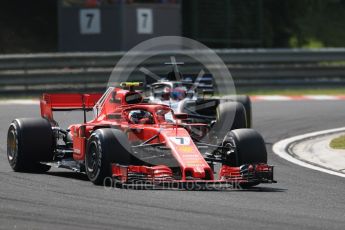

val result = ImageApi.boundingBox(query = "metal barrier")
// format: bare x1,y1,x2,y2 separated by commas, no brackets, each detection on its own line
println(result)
0,48,345,94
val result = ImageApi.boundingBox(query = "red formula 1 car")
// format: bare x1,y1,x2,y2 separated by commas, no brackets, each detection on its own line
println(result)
7,83,276,189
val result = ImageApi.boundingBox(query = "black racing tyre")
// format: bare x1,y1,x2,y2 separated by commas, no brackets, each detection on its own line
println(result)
214,102,247,139
193,99,219,116
7,118,54,172
180,99,218,118
225,95,252,128
233,95,252,128
222,128,267,167
85,129,132,185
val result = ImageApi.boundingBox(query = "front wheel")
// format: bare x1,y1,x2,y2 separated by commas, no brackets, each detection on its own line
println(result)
222,129,267,188
85,129,132,185
222,128,267,166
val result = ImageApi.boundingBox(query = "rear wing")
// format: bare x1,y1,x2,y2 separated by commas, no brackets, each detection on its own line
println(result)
40,93,102,121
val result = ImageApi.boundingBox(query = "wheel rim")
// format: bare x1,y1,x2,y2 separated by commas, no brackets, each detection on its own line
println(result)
223,137,238,165
86,142,100,179
7,129,17,162
224,141,235,156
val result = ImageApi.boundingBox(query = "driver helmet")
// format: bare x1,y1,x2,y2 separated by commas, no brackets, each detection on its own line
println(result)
128,110,153,124
171,87,187,100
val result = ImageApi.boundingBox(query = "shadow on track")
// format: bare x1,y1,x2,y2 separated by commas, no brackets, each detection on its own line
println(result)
236,187,286,193
46,171,89,181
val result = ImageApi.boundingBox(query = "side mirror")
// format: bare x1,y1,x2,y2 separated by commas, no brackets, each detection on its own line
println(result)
201,89,214,97
110,91,121,103
107,113,122,120
174,113,188,120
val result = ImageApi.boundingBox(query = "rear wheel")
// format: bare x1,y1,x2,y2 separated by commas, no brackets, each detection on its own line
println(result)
85,129,132,185
7,118,54,173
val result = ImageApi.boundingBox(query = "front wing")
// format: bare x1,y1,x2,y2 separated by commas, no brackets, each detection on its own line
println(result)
111,163,276,189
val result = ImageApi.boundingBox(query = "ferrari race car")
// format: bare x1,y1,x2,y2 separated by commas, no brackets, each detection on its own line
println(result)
7,82,276,189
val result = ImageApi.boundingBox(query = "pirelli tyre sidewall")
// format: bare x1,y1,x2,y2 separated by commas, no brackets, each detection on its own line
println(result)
85,128,132,185
214,101,247,140
222,128,267,167
7,118,53,172
232,95,252,128
220,95,252,128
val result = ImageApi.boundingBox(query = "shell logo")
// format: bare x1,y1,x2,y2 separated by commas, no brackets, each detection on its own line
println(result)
177,146,193,153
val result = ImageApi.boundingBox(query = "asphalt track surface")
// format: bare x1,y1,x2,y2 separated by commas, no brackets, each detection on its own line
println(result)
0,101,344,230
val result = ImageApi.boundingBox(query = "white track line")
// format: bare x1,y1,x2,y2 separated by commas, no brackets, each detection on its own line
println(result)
273,127,345,178
251,95,345,101
0,99,39,105
303,95,339,100
252,95,292,101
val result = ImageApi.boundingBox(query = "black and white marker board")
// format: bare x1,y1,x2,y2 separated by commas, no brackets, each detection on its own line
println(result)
137,8,153,34
79,9,101,34
58,2,181,51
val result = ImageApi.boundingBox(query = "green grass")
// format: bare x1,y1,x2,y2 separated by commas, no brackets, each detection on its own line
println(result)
330,135,345,150
237,88,345,96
